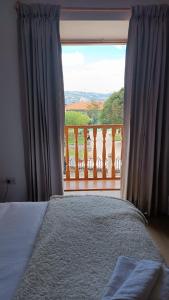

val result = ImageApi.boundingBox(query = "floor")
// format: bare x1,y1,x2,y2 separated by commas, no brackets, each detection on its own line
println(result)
64,179,120,191
65,191,169,266
64,190,121,198
147,216,169,266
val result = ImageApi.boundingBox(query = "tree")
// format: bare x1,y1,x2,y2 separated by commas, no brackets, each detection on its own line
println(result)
86,101,101,124
100,88,124,124
65,111,91,125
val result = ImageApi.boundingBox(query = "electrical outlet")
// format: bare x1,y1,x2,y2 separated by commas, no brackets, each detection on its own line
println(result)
6,178,16,184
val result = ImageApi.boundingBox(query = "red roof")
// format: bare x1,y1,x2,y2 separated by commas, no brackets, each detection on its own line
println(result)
65,101,104,111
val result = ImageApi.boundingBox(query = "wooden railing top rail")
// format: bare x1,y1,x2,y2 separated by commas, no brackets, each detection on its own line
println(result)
64,124,123,129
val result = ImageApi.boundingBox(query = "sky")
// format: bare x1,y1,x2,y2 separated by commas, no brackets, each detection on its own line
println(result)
62,45,126,94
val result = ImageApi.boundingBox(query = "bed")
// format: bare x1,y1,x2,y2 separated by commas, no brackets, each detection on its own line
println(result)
0,195,162,299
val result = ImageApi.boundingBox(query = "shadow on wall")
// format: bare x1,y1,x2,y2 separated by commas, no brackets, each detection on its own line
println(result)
0,0,27,202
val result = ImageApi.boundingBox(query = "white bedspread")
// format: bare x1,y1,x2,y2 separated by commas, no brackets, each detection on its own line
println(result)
0,202,47,300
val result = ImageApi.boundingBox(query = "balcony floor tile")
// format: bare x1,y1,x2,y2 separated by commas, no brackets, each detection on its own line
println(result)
64,179,120,191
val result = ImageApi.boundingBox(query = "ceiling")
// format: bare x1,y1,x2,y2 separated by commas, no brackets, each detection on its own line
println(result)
60,20,129,44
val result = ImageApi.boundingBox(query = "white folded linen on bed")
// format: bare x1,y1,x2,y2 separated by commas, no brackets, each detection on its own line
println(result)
102,256,169,300
0,201,47,300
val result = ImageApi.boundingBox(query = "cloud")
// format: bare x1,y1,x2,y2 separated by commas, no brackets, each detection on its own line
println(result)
114,45,126,50
62,54,125,93
62,52,85,67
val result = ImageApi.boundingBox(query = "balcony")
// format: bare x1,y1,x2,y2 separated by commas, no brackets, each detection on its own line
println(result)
64,124,123,191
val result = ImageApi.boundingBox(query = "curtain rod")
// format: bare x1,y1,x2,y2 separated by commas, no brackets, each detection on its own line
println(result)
15,2,131,13
61,7,131,13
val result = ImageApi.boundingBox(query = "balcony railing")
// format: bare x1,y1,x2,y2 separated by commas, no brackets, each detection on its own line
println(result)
64,124,123,181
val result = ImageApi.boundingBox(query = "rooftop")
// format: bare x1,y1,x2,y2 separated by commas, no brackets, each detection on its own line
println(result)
65,100,104,111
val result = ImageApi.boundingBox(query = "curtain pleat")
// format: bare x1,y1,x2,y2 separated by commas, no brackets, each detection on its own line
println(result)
122,5,169,216
17,3,65,201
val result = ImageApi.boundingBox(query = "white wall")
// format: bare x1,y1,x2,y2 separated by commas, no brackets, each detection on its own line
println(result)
0,0,169,202
0,0,27,202
25,0,169,20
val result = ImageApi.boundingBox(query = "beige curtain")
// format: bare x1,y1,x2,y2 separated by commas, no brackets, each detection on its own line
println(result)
122,5,169,216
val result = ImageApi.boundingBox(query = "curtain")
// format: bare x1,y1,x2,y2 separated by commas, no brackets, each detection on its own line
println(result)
17,3,65,201
122,5,169,216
